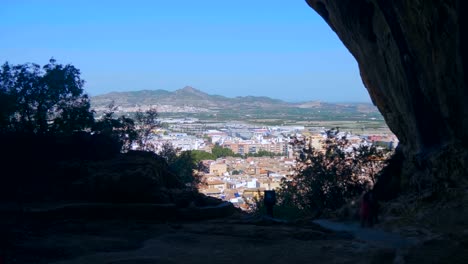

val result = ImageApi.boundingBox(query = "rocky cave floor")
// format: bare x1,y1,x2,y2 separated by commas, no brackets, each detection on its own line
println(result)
2,187,468,264
1,216,398,264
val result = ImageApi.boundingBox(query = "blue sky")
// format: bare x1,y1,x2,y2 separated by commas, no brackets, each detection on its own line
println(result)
0,0,370,102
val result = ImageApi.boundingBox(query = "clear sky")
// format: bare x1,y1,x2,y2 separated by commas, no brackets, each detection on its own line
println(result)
0,0,371,103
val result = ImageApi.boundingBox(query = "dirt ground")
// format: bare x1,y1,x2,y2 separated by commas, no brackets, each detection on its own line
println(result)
3,215,396,264
3,188,468,264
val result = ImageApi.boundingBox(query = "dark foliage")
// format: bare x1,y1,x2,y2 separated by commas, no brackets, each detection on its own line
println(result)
243,150,282,157
0,131,121,202
276,129,390,217
170,151,198,185
92,102,138,152
191,150,216,163
134,107,159,151
159,142,179,164
159,143,198,186
0,59,199,204
211,144,236,158
82,150,183,203
0,131,196,203
0,59,94,134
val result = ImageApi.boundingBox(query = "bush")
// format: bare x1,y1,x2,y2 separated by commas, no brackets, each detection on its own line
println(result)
273,129,390,218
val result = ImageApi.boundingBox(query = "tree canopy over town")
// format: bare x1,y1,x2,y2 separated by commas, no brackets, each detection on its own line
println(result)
0,59,94,134
0,59,200,203
265,129,391,218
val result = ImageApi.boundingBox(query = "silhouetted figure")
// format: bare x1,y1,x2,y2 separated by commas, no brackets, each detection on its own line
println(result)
360,190,379,227
369,190,379,225
360,191,371,227
264,190,276,217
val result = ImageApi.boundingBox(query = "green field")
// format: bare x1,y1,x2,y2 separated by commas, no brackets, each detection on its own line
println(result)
159,108,390,135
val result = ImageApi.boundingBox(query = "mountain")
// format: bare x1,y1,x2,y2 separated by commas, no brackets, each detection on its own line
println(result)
91,86,379,115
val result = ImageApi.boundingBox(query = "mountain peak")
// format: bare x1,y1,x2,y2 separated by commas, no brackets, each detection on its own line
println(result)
172,86,211,100
179,86,201,93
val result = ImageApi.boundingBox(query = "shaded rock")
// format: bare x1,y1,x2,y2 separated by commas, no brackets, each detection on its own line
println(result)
75,151,183,203
177,202,238,220
306,0,468,194
404,237,468,264
167,188,223,208
370,248,396,264
26,203,178,220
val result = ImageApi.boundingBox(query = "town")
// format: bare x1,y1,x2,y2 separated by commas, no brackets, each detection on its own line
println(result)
140,118,398,211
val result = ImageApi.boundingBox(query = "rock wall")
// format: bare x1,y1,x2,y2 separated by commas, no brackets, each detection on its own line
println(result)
306,0,468,193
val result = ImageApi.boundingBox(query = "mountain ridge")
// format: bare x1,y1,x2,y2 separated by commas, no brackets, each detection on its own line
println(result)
91,86,378,113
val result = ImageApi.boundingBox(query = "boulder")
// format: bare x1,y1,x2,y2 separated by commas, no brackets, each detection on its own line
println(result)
76,151,183,203
306,0,468,194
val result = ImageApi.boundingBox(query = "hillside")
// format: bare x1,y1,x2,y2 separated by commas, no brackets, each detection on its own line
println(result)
91,86,379,115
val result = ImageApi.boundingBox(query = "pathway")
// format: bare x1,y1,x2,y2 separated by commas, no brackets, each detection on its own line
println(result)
313,219,419,249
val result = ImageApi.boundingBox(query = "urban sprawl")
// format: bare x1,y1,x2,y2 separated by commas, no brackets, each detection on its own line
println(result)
139,117,397,211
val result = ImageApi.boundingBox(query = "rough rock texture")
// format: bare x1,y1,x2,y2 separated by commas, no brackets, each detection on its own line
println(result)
80,151,183,203
306,0,468,193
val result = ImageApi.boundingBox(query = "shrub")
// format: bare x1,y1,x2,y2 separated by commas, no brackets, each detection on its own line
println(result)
274,129,390,218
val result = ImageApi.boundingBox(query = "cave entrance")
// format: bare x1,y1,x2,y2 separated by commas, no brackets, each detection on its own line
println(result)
192,2,398,210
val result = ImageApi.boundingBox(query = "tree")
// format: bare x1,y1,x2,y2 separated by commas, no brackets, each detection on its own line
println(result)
0,63,16,132
159,142,179,164
277,128,390,217
353,144,389,186
92,101,138,151
244,150,280,157
134,107,160,151
0,59,94,134
211,144,236,158
191,150,216,163
93,104,163,153
171,151,198,185
158,143,198,185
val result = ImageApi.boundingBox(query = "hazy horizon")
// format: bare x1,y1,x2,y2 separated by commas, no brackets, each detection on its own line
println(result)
1,0,371,103
93,86,374,104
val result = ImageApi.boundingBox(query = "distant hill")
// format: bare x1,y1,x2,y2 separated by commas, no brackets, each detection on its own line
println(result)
91,86,378,114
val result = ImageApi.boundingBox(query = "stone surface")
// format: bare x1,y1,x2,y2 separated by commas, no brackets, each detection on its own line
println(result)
4,218,389,264
73,151,184,203
19,202,237,221
306,0,468,192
